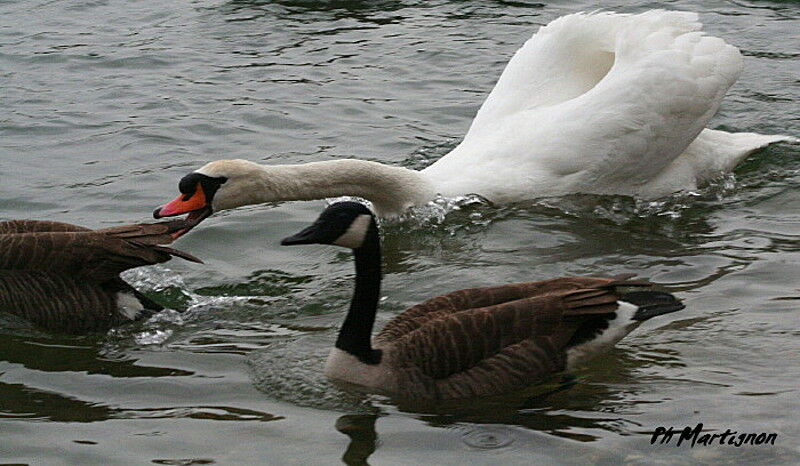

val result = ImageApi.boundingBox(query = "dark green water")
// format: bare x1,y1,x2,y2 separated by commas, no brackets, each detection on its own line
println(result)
2,0,799,464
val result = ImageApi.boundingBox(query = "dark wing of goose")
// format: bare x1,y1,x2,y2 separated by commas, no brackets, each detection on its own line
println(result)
430,337,567,399
0,231,166,279
96,219,193,246
375,277,649,344
0,220,91,234
97,219,203,264
0,220,200,280
0,270,130,333
0,218,192,241
386,281,651,385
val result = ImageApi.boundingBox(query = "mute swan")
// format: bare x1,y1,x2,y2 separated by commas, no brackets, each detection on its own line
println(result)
0,219,201,333
279,202,685,399
154,10,795,233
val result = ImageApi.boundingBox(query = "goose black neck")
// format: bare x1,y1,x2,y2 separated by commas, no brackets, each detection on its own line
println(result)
335,221,383,365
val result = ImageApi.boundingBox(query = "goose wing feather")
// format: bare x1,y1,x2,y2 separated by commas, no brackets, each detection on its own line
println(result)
383,279,649,390
96,219,192,245
0,219,200,281
375,277,647,344
0,220,91,234
431,337,565,399
0,270,126,333
0,232,160,282
0,219,199,333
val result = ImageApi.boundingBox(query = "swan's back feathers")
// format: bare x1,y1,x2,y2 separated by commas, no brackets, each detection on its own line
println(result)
424,10,754,199
644,129,799,194
466,10,713,135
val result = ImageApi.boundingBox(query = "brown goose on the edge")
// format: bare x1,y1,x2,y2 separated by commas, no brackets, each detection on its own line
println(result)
0,218,201,334
281,202,686,400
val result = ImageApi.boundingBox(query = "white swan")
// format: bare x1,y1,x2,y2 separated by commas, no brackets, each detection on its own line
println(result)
154,10,795,229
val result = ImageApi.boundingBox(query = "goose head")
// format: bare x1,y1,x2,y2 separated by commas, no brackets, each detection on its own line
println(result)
281,202,376,250
153,160,264,238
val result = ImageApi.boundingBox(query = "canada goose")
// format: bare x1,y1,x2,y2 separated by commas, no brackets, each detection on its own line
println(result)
153,10,794,233
280,202,686,400
0,219,202,334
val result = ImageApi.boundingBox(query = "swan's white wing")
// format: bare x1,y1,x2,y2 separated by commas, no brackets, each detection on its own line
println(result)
424,11,750,199
465,11,705,136
548,11,742,192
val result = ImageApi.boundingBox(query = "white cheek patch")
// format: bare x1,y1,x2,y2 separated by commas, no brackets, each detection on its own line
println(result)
333,214,372,248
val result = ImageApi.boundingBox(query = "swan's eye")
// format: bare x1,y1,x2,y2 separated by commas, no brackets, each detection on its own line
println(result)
179,173,227,199
178,174,201,195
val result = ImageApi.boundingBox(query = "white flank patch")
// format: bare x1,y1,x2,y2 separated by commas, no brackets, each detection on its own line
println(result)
116,292,146,320
566,301,640,370
333,214,372,249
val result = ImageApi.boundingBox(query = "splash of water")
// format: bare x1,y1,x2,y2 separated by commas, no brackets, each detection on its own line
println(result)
119,266,289,348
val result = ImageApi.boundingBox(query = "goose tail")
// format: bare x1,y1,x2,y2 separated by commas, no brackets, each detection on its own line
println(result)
111,278,164,320
620,291,685,321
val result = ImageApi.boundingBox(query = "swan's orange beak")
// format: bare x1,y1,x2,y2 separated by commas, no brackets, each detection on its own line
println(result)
154,184,208,218
153,183,213,239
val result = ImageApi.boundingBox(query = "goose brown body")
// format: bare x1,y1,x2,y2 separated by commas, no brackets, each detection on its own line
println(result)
0,219,200,334
369,278,649,399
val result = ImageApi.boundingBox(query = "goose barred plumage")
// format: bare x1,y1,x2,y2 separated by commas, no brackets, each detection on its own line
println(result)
0,219,201,334
282,202,686,400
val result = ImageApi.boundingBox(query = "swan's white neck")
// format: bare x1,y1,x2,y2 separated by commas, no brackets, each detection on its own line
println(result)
207,159,436,217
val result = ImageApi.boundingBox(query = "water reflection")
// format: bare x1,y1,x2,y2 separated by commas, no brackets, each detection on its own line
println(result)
314,344,690,465
0,333,193,377
387,380,622,442
0,380,114,422
0,378,282,424
327,369,640,464
117,405,283,422
336,414,379,466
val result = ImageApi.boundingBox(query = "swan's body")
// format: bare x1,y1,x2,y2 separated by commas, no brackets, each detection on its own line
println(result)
155,10,795,224
0,219,201,333
282,202,685,400
422,11,794,200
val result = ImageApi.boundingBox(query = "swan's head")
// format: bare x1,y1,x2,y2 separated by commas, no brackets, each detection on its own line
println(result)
281,202,376,250
153,160,267,238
